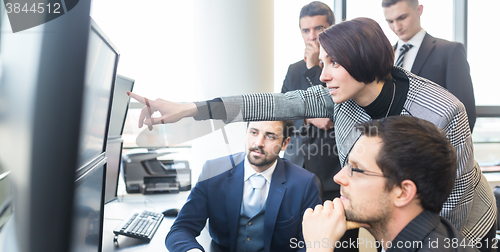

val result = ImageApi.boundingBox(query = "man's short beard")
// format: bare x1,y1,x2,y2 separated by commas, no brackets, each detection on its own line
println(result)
247,154,275,167
344,210,370,223
344,206,391,237
344,205,390,222
247,147,276,167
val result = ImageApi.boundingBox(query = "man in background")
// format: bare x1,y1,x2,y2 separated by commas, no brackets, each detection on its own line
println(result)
382,0,477,132
282,0,340,205
281,2,358,251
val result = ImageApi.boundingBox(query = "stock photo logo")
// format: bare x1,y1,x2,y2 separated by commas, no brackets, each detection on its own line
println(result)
3,0,80,32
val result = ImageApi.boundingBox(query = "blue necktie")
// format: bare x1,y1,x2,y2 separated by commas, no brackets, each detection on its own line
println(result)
243,174,266,218
395,43,413,67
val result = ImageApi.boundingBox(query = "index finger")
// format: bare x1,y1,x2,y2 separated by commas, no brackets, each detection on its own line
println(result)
303,207,314,218
127,91,147,105
305,41,315,47
346,221,370,230
306,41,319,48
332,198,344,211
129,92,154,131
322,200,334,212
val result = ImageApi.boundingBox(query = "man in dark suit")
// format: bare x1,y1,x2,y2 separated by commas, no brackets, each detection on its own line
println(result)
282,1,340,202
382,0,476,131
281,3,359,251
165,120,321,252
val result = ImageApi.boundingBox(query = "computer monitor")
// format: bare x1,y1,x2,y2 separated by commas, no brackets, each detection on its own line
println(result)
104,138,124,203
70,155,106,252
69,18,119,252
107,75,135,138
0,0,93,251
77,18,120,169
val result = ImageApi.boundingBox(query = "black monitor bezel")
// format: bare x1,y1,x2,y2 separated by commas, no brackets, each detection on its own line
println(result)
72,154,107,252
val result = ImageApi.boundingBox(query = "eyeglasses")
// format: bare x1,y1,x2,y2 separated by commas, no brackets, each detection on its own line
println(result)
344,163,388,178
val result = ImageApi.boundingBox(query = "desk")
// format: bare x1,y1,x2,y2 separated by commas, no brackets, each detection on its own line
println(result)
102,191,212,252
484,172,500,192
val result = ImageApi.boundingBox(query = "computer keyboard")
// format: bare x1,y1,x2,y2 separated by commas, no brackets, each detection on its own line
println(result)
113,209,163,242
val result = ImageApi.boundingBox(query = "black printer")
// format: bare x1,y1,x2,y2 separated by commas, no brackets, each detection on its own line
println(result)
123,149,191,194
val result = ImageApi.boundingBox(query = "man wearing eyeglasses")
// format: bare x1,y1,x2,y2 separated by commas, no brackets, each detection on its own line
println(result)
302,116,481,252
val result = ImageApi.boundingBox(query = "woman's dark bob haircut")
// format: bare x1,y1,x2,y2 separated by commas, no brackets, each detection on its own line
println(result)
318,17,394,84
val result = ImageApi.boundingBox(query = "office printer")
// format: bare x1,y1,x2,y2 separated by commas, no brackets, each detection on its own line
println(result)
123,149,191,194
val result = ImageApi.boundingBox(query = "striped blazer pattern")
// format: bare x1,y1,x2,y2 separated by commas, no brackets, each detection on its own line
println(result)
219,67,495,241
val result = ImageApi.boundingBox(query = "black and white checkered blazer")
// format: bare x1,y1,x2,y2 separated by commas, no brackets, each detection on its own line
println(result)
218,67,495,240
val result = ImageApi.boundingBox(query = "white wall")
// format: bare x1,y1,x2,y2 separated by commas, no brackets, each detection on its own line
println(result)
91,0,274,181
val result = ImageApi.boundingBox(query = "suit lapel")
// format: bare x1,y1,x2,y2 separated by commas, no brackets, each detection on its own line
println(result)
263,158,286,251
411,33,435,75
226,159,244,252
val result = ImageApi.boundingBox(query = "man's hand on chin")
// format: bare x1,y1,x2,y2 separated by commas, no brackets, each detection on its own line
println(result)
304,40,320,69
302,199,370,252
302,199,346,252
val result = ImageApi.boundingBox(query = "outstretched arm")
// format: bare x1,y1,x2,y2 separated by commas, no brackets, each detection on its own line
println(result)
128,84,335,130
127,91,198,130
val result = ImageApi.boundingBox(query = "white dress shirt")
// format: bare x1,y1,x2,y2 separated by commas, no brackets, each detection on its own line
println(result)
187,157,277,252
395,28,426,71
242,156,276,207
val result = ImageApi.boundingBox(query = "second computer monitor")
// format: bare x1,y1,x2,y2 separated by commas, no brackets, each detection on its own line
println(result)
107,75,135,138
